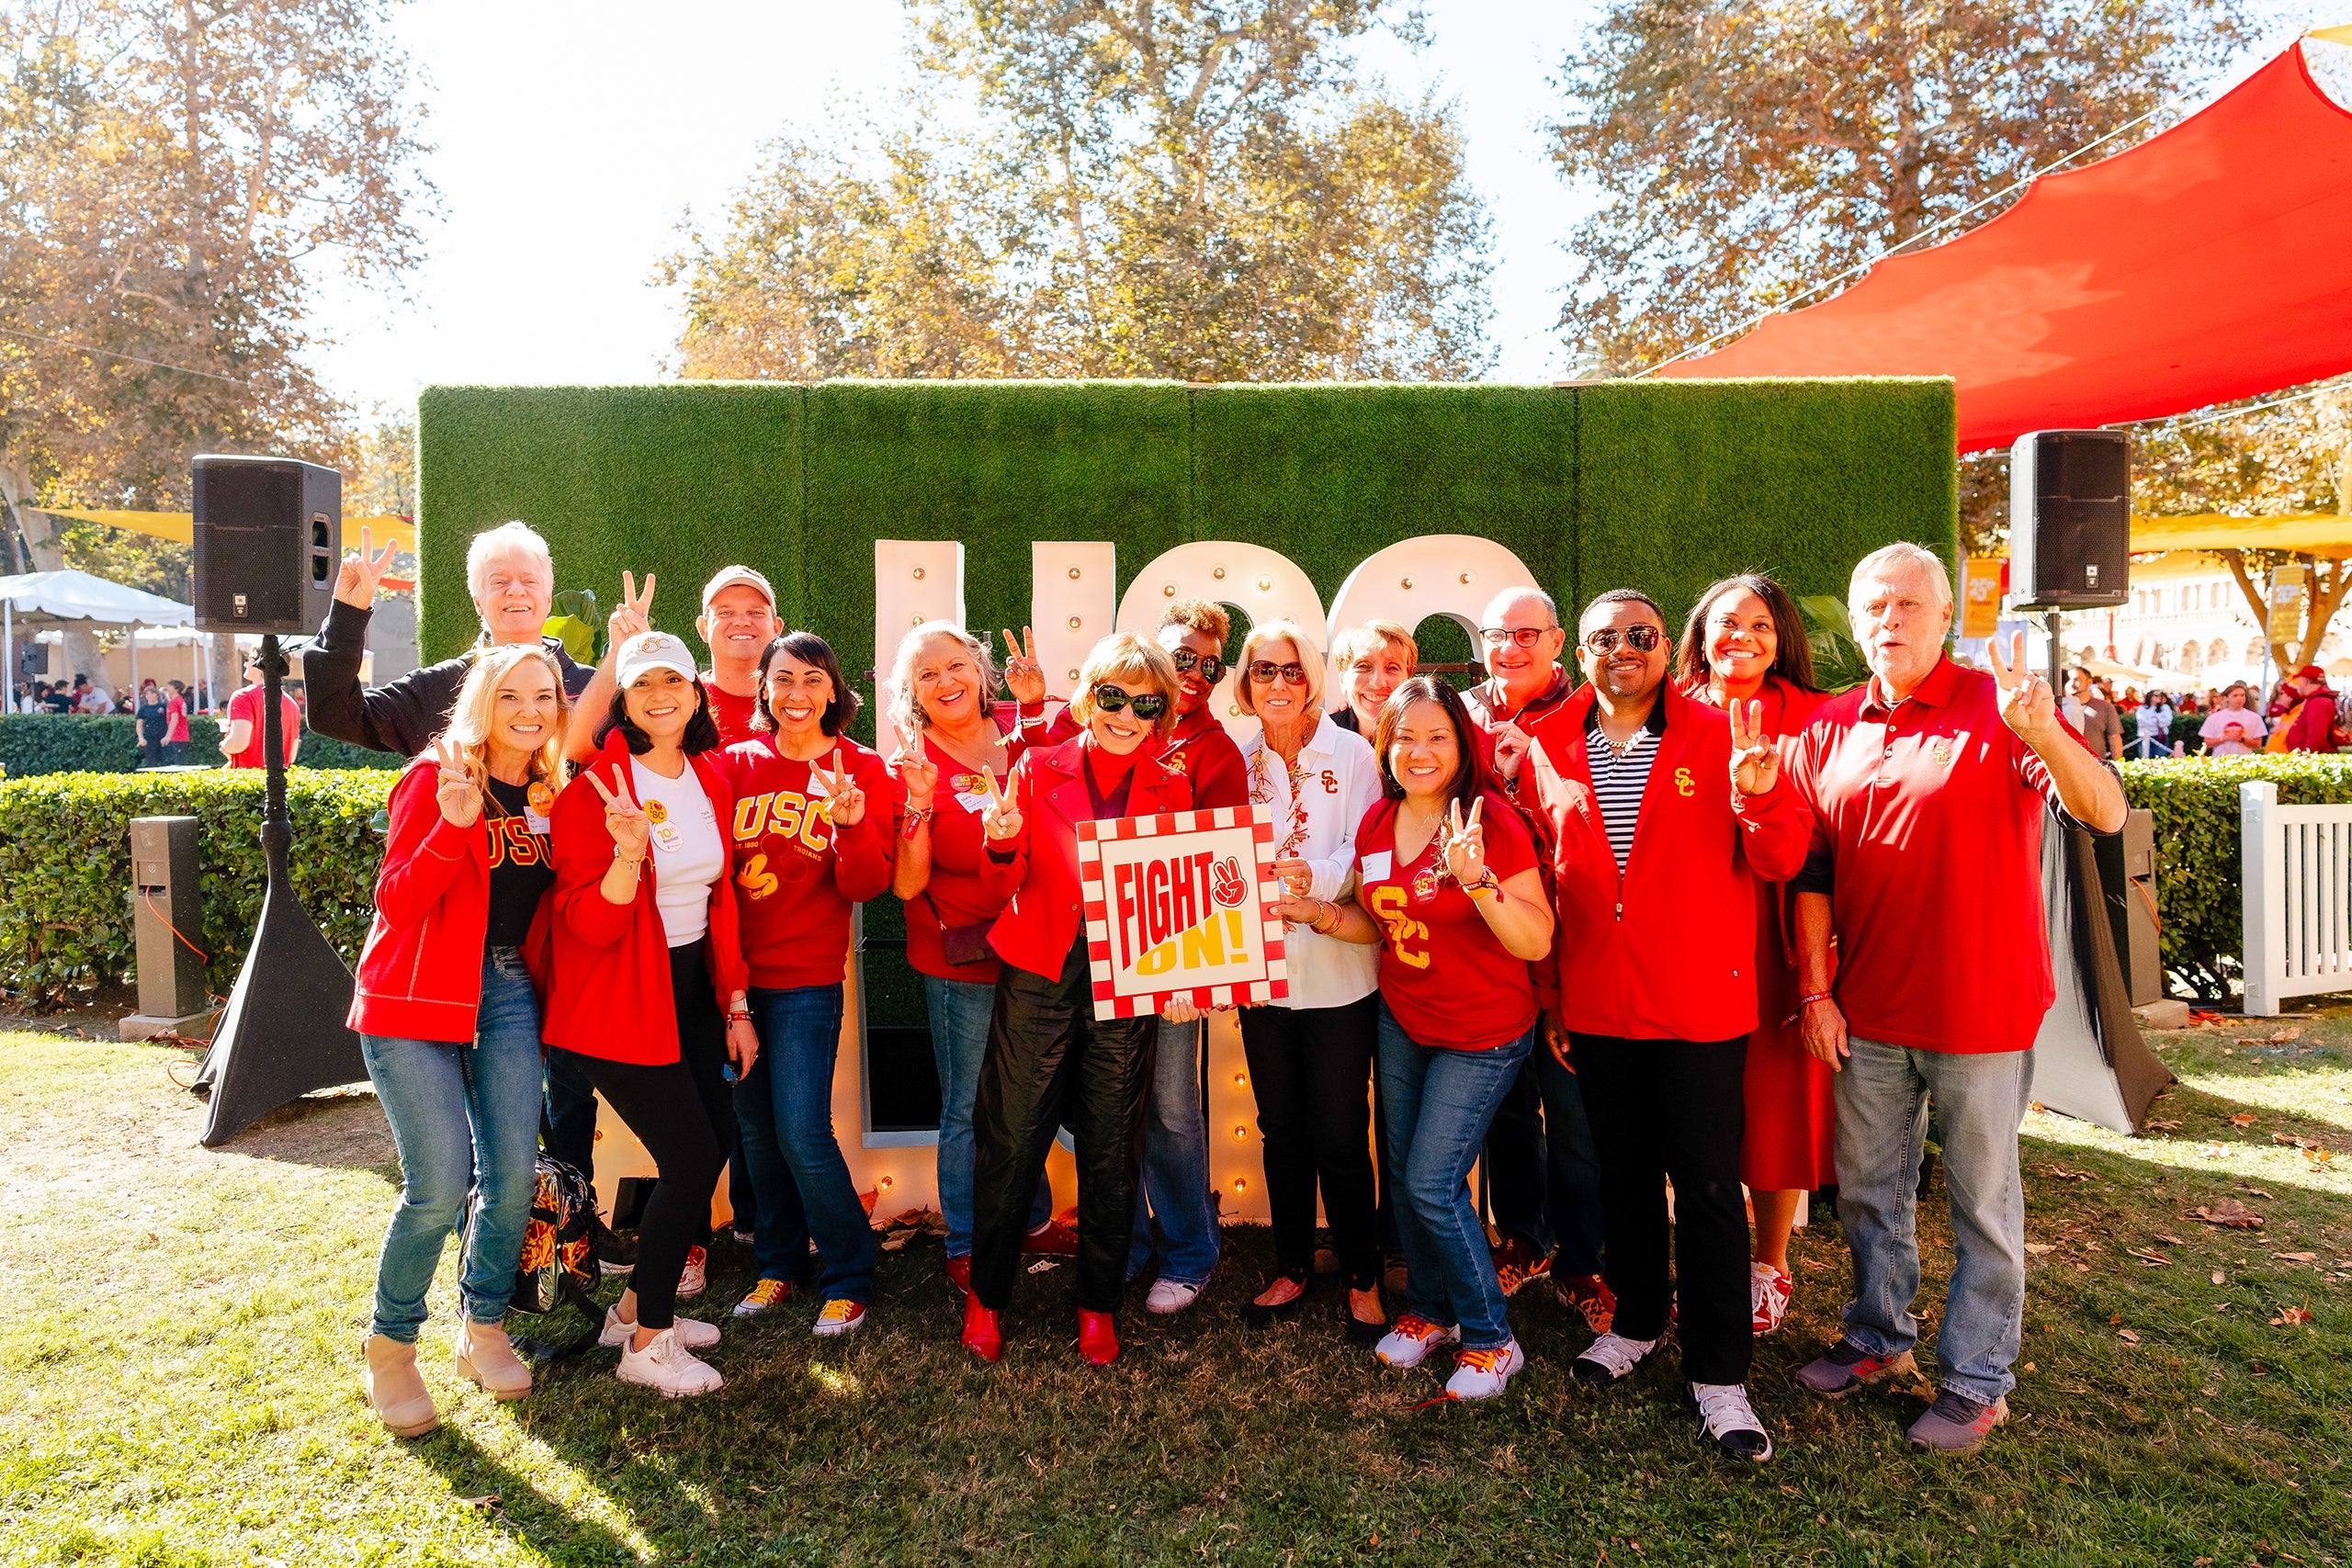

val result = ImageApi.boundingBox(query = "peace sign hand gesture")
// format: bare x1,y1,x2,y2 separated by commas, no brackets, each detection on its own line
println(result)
1442,796,1487,887
820,748,867,828
1001,626,1046,706
334,525,408,611
432,737,481,828
608,570,657,646
1987,630,2058,744
890,720,937,812
585,763,651,859
978,764,1024,842
1729,698,1781,795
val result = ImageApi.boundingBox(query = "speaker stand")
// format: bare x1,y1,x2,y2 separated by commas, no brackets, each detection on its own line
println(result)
197,633,369,1146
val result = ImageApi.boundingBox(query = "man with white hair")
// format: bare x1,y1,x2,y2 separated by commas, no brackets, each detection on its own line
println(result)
1783,541,2125,1454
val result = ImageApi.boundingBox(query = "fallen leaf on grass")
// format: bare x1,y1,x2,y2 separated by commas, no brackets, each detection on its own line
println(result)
2117,1327,2142,1345
2188,1200,2264,1228
2228,1113,2258,1127
2305,1146,2336,1169
2037,1163,2093,1181
2211,1269,2226,1285
2145,1118,2183,1131
2198,1142,2233,1158
879,1231,912,1252
459,1495,498,1508
2025,1242,2057,1257
2270,1306,2313,1326
2246,1187,2276,1199
2273,1251,2320,1263
2154,1233,2187,1246
2126,1247,2172,1267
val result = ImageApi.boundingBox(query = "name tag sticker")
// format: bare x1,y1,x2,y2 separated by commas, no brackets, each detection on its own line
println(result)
955,789,991,815
525,810,550,835
1361,851,1394,882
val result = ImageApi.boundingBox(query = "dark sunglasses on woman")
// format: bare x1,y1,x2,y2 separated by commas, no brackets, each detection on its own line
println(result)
1248,660,1310,686
1583,625,1664,654
1092,685,1169,719
1170,648,1227,683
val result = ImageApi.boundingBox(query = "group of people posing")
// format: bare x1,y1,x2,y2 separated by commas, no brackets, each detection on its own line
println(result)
317,521,2125,1466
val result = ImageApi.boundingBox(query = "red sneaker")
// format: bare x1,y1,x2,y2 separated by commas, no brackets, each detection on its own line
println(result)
1023,1217,1081,1257
961,1295,1002,1363
1490,1235,1551,1299
1554,1272,1617,1336
1077,1309,1120,1366
944,1255,972,1296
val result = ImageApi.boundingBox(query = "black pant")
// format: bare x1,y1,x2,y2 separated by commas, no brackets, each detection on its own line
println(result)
554,940,736,1331
970,937,1154,1314
543,1048,601,1179
1485,1059,1548,1249
1239,995,1380,1289
1571,1032,1751,1386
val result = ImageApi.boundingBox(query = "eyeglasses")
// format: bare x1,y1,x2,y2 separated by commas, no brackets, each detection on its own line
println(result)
1170,648,1227,683
1583,625,1664,654
1248,660,1310,686
1479,626,1556,649
1092,684,1169,720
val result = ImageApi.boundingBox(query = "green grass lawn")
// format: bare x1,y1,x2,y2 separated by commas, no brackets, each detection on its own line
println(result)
1,1012,2346,1568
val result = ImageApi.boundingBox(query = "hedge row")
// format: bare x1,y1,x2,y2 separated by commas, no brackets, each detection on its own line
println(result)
0,715,399,777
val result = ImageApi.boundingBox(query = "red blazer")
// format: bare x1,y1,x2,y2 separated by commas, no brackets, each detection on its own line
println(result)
349,758,552,1043
980,736,1196,980
541,730,750,1066
1521,682,1813,1043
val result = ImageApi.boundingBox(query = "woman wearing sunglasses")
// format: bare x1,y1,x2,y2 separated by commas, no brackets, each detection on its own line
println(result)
1231,621,1387,1342
964,634,1195,1367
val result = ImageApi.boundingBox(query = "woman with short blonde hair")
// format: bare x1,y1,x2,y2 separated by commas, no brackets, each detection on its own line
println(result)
1330,620,1418,736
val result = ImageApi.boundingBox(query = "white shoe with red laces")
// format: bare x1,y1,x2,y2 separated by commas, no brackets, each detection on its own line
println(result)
675,1245,708,1300
1373,1314,1459,1369
812,1299,868,1337
1446,1339,1526,1401
1751,1262,1793,1337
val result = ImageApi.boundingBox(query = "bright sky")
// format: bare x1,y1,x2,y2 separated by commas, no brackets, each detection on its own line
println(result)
309,0,2334,418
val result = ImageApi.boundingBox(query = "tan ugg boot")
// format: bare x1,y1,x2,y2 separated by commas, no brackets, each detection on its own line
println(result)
453,1320,534,1401
364,1335,440,1437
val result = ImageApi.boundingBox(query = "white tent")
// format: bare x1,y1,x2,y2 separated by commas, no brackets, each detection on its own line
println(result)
0,569,198,709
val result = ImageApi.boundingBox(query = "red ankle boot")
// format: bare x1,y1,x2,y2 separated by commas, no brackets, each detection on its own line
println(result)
961,1294,1002,1362
944,1255,972,1296
1077,1309,1119,1366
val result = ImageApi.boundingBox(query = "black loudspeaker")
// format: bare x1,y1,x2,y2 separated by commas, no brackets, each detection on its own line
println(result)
2008,429,2130,609
192,455,341,634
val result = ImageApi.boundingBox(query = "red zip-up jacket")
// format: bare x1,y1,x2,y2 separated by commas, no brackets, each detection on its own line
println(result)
1521,682,1813,1043
541,730,750,1066
348,757,553,1043
712,732,895,990
980,735,1195,980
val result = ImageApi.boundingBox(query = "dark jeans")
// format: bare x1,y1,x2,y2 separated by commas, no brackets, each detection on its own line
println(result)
969,937,1154,1314
1572,1032,1751,1386
739,983,876,1303
1531,1045,1607,1278
551,939,735,1331
543,1047,600,1179
1239,994,1380,1289
141,735,164,765
1485,1060,1549,1250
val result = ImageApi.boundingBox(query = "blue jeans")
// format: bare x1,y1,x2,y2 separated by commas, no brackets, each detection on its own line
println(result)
1531,1044,1607,1277
1834,1036,2035,1404
925,975,1051,1258
362,949,545,1342
739,984,876,1303
1377,1003,1532,1352
1127,1014,1221,1286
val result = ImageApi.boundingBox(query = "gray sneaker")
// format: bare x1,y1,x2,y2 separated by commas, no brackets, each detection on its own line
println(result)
1906,1389,2009,1453
1792,1337,1918,1398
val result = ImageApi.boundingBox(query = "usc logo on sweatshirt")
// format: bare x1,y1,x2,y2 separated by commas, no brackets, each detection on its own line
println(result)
731,790,835,855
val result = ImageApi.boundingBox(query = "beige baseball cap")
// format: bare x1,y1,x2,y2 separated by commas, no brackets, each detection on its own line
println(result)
702,564,776,613
615,631,699,688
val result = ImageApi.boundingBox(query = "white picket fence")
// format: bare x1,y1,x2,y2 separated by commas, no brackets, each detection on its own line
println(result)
2241,780,2352,1013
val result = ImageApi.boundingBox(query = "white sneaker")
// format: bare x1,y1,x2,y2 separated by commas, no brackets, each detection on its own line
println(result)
1445,1338,1526,1400
675,1246,707,1300
1571,1331,1657,1385
1145,1278,1204,1314
616,1327,723,1397
1750,1261,1793,1337
1374,1314,1459,1369
1692,1381,1773,1461
600,1303,719,1351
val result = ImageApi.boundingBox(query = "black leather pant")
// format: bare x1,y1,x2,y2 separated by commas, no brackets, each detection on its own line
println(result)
969,937,1155,1314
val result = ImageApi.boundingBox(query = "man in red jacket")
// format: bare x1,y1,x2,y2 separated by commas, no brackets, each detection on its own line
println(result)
1521,588,1811,1463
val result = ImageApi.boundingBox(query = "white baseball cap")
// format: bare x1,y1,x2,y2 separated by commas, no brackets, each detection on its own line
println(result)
615,631,699,688
702,564,776,613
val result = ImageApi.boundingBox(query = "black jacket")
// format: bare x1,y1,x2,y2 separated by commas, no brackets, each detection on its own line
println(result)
301,598,593,756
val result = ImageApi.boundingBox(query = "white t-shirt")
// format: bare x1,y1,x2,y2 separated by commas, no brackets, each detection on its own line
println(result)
632,757,726,947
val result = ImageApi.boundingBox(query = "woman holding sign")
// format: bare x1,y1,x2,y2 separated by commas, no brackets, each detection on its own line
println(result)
1268,676,1553,1401
711,631,894,1337
1232,620,1387,1341
545,631,754,1399
965,634,1193,1367
351,645,569,1436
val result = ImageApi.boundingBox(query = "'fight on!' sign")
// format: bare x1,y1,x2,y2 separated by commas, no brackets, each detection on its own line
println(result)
1077,806,1289,1021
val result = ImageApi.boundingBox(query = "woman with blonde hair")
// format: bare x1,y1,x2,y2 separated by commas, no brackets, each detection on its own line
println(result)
963,633,1194,1367
1330,620,1418,736
350,644,570,1436
1232,620,1388,1340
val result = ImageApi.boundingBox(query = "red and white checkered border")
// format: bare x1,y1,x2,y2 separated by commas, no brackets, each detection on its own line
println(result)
1077,804,1290,1020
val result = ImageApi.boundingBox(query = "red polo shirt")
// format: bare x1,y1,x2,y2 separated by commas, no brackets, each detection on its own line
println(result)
1784,655,2101,1055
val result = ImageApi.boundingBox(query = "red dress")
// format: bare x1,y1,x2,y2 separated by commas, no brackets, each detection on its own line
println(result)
1688,675,1838,1191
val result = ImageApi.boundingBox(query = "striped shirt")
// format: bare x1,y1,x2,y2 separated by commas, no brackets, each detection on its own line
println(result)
1585,709,1665,870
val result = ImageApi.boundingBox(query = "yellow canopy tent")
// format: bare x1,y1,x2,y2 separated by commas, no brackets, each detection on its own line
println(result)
35,508,416,556
2132,513,2352,558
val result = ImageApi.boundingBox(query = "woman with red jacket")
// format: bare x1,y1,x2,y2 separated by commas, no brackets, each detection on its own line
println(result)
1676,574,1834,1338
962,634,1193,1367
545,631,756,1399
710,630,894,1336
351,645,568,1437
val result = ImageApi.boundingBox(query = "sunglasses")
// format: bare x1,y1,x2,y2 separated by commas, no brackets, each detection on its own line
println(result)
1583,625,1664,654
1480,626,1555,649
1248,660,1310,686
1170,648,1227,683
1092,684,1169,720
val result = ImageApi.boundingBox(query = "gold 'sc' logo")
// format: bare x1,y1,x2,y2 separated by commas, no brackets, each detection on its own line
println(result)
1674,766,1695,796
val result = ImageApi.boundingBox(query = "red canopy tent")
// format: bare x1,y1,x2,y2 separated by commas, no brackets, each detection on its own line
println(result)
1656,29,2352,453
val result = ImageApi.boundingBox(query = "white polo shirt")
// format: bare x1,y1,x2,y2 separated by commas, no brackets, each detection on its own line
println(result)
1240,712,1383,1010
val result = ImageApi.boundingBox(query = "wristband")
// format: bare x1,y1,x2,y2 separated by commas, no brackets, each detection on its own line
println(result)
615,848,647,866
1464,871,1501,900
725,1010,752,1024
1781,990,1834,1028
902,807,932,840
